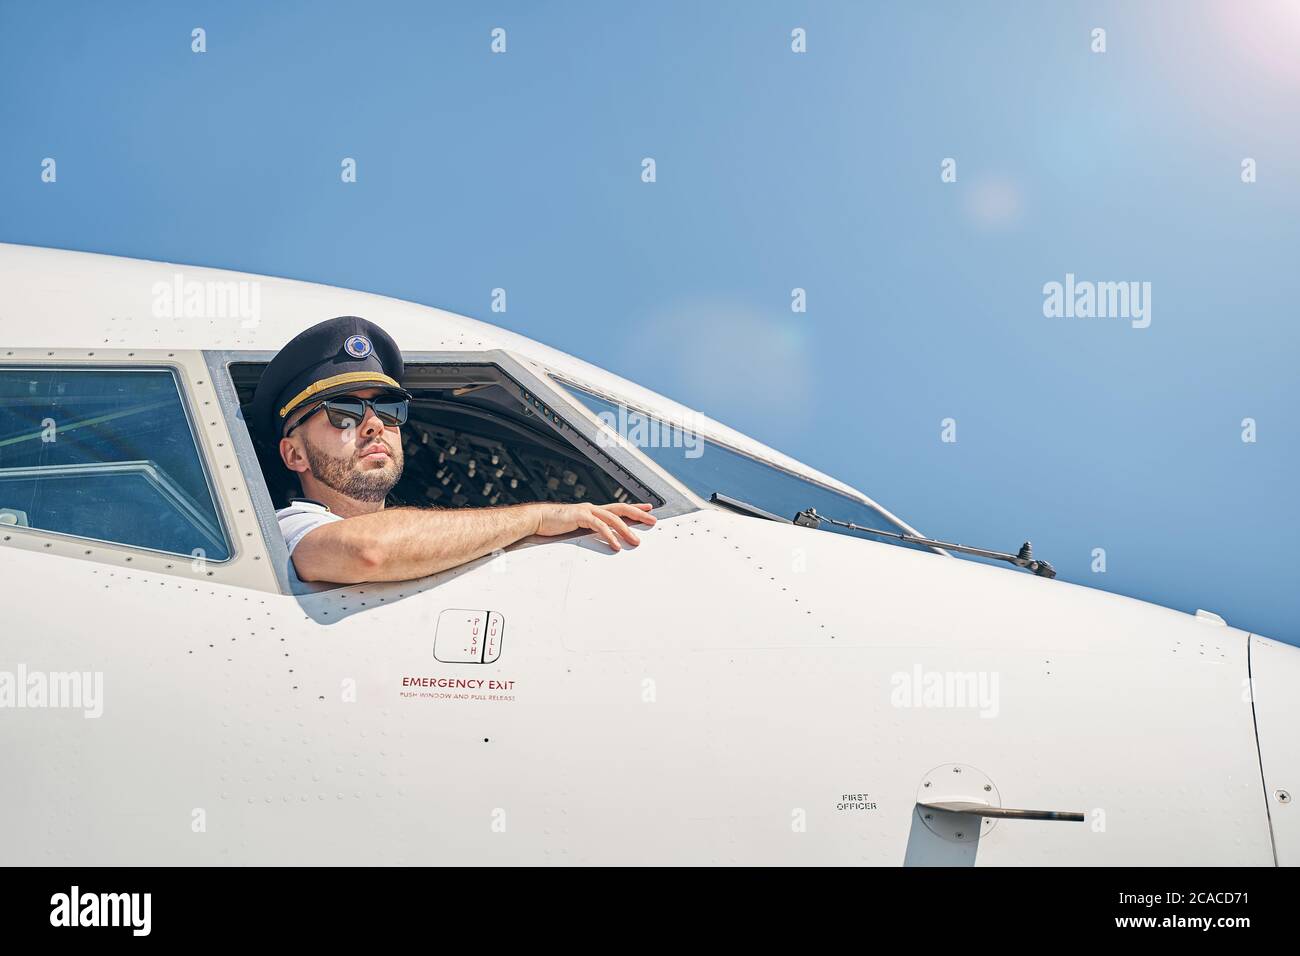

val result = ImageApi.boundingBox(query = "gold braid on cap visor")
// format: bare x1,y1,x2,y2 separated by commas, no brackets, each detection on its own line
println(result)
278,371,403,420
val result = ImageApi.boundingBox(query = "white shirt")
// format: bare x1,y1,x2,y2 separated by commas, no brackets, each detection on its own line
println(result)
276,499,344,593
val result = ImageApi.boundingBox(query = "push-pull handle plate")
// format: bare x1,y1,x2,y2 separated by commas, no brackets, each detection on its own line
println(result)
915,763,1085,843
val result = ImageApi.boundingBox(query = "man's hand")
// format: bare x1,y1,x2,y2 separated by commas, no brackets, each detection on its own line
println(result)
531,501,657,551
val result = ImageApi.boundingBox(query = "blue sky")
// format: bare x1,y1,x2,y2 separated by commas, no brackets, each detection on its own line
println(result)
2,1,1297,643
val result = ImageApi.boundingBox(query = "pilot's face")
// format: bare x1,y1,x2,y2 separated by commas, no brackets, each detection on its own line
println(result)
280,386,405,503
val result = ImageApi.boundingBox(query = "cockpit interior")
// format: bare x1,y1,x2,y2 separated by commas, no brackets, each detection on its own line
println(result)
227,361,660,513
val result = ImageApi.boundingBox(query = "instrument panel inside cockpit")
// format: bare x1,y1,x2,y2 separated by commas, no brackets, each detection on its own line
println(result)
390,398,631,510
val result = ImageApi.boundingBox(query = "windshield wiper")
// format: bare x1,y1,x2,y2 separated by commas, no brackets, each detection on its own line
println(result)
709,492,793,523
793,507,1056,579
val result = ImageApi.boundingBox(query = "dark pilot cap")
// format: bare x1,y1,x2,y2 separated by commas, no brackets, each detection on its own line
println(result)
250,316,410,443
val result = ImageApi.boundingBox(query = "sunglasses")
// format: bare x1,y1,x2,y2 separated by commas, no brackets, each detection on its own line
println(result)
285,392,409,436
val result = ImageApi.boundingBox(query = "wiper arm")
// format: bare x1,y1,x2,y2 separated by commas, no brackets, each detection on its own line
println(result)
709,492,792,523
793,507,1056,579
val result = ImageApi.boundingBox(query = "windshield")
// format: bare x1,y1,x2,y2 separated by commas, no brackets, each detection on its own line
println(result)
557,382,933,553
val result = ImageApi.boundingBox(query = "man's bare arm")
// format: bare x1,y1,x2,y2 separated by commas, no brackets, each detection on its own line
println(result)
291,501,655,584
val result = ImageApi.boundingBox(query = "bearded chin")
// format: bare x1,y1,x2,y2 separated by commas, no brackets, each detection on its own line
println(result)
333,468,400,503
303,441,402,503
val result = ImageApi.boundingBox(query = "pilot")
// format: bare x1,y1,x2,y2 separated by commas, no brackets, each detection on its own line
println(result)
250,316,655,590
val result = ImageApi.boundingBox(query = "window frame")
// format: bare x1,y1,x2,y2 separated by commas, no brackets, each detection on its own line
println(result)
548,373,944,550
207,348,700,596
0,352,266,581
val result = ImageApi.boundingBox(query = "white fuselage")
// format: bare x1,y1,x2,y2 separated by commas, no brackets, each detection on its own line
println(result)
0,243,1294,866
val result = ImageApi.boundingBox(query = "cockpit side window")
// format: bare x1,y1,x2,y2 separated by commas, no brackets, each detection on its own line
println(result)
556,382,932,552
225,359,669,515
0,367,232,560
